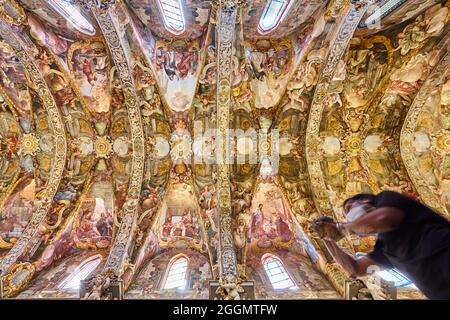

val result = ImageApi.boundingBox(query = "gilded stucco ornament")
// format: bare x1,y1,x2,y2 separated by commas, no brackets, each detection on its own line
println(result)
304,0,368,295
343,133,363,155
214,0,240,284
85,2,145,282
214,274,245,300
0,0,25,25
0,21,67,279
0,262,35,298
431,130,450,156
20,133,40,156
400,36,450,214
325,262,347,296
94,136,113,159
75,0,116,13
306,0,368,219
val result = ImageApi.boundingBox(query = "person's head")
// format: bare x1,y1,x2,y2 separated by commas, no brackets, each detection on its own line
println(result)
343,193,376,222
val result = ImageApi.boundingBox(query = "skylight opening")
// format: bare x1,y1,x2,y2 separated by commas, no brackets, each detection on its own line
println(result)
163,254,189,290
58,255,102,291
48,0,96,36
360,0,407,28
258,0,293,35
157,0,186,35
262,254,298,290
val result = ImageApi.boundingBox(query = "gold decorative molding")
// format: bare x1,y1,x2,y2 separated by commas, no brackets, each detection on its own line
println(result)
303,2,368,296
0,0,25,25
215,0,239,281
1,262,35,298
89,5,145,275
325,262,347,296
400,36,450,214
0,21,67,276
21,133,40,156
305,2,368,217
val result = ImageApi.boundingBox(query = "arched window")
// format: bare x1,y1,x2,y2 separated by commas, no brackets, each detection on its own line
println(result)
258,0,293,35
359,0,407,28
163,254,189,290
48,0,96,36
262,254,298,290
157,0,186,35
58,254,102,291
377,269,416,288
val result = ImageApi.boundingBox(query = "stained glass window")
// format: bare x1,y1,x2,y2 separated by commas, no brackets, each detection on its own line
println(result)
262,254,298,290
377,269,416,288
360,0,407,28
48,0,96,36
163,254,189,290
258,0,293,35
58,255,102,291
157,0,186,35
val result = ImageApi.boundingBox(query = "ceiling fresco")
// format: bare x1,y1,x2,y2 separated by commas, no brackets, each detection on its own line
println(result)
0,0,448,300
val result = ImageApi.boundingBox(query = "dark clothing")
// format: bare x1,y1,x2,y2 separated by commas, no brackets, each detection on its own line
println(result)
368,191,450,299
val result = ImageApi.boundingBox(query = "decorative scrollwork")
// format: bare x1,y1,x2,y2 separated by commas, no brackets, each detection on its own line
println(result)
400,37,450,213
0,262,35,298
89,6,145,275
0,21,67,276
305,2,367,217
74,0,116,13
303,2,368,296
216,2,238,280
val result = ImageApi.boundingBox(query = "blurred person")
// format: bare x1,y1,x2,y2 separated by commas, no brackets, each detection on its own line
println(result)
312,190,450,299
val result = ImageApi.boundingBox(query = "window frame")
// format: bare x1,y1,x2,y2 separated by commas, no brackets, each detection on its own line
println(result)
376,268,415,288
262,253,298,291
48,0,96,36
161,254,190,290
257,0,293,35
58,254,102,291
359,0,407,28
156,0,186,35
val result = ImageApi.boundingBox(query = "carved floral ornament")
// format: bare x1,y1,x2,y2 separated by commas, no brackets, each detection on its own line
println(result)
75,0,117,13
1,262,35,298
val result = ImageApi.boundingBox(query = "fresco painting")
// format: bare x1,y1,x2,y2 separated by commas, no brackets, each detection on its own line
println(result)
0,41,32,115
73,181,114,250
0,178,36,249
157,182,202,246
68,40,110,114
154,40,200,112
246,39,293,110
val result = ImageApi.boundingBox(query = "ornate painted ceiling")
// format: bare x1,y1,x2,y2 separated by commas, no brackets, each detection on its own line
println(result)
0,0,448,300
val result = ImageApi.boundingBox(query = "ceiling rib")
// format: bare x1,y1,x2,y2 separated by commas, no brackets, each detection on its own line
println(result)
82,1,145,276
0,21,67,277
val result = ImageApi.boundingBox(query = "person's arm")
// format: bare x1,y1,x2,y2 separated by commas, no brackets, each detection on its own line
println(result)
323,240,380,277
340,207,405,236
